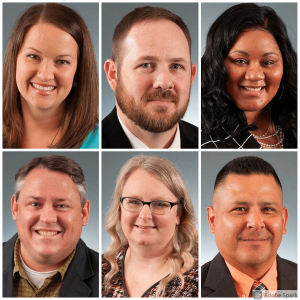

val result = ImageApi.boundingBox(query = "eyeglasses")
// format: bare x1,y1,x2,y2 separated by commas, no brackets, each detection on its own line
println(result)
120,197,178,215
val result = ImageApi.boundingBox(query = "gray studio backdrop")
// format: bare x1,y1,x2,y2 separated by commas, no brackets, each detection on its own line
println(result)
3,151,99,252
201,2,297,56
201,152,297,265
3,2,99,68
102,151,198,253
102,3,198,127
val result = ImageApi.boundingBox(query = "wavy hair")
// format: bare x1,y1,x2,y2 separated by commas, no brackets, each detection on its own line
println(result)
3,3,99,148
104,155,198,297
201,3,297,148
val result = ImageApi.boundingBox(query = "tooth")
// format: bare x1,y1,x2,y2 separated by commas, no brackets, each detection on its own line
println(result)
32,83,55,91
244,87,262,92
37,231,58,236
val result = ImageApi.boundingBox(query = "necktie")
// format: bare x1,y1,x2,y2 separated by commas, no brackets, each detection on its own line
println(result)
251,281,267,298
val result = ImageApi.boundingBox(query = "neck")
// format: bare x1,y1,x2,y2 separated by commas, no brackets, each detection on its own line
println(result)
246,107,271,136
20,99,65,148
117,105,177,149
225,255,276,280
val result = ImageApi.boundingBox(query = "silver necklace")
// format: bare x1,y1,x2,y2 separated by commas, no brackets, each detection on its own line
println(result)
255,125,284,148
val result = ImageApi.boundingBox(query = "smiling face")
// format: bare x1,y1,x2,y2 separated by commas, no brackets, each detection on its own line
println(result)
224,30,283,112
114,19,196,133
208,174,288,272
120,169,180,249
16,22,78,114
11,168,90,271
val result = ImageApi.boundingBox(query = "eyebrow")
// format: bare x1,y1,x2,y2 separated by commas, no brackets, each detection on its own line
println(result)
24,47,74,58
231,200,277,206
136,55,189,64
228,50,279,57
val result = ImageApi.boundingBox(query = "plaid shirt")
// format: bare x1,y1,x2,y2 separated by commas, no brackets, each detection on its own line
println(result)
102,247,198,298
13,238,76,297
201,126,263,149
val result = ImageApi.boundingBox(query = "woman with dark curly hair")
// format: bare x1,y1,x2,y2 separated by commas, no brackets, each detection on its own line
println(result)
3,3,99,148
201,3,297,149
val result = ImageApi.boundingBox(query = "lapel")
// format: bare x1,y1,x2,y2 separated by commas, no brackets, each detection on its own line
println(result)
59,239,94,297
179,120,199,148
204,253,238,297
277,255,297,290
3,234,17,297
102,107,132,149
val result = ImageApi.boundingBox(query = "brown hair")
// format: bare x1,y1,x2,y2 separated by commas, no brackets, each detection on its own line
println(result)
3,3,99,148
111,6,192,66
14,155,87,207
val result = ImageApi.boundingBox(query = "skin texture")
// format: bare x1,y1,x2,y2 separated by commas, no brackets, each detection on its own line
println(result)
224,30,283,113
11,168,90,272
207,174,288,279
105,19,196,148
121,169,180,250
16,22,78,116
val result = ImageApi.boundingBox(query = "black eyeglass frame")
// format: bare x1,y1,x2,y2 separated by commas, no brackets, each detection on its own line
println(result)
120,197,179,214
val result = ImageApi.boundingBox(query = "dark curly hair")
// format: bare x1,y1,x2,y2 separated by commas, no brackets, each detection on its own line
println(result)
201,3,297,148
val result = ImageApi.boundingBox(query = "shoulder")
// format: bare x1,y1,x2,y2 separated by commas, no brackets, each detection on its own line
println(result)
179,120,198,148
80,124,99,149
277,255,297,277
201,259,212,282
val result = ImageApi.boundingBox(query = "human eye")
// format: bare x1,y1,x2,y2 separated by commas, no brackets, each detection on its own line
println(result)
27,54,40,60
127,198,140,205
140,63,152,68
57,204,67,208
29,202,40,207
153,201,169,208
233,207,247,212
262,60,274,66
56,60,70,65
170,64,183,70
262,207,276,212
233,59,247,65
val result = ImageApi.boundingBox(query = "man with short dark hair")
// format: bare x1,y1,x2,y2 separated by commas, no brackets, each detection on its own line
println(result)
102,6,198,149
202,156,297,297
3,155,99,297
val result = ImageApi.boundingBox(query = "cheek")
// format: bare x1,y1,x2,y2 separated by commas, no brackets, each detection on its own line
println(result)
215,216,239,238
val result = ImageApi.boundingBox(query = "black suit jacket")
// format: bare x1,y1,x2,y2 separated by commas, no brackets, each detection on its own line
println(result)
201,253,297,297
102,107,198,148
3,234,99,297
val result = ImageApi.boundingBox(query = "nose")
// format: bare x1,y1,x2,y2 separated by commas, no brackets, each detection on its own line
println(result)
246,210,265,230
139,204,152,220
153,67,174,90
37,61,55,82
245,63,265,81
40,204,57,223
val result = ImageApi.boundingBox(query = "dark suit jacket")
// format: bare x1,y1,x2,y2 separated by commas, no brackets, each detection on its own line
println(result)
201,253,297,297
102,107,198,149
3,234,99,297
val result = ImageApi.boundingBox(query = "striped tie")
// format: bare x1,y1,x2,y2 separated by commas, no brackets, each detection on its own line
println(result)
251,281,267,298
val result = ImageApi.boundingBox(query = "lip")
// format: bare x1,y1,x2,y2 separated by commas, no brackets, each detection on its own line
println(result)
239,85,266,97
34,229,62,237
241,239,269,245
30,82,57,95
135,225,157,229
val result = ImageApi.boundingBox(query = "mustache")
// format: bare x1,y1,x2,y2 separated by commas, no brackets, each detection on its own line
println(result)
237,233,272,241
141,90,179,104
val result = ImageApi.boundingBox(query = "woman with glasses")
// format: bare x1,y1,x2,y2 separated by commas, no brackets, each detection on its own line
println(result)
102,155,198,297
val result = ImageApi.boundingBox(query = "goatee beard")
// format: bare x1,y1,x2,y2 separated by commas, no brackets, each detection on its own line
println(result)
116,80,189,133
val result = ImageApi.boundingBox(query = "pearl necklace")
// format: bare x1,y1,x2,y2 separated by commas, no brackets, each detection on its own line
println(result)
253,124,284,148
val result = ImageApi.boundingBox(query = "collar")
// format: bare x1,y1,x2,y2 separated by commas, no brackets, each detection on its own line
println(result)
225,259,277,297
13,238,76,282
117,111,181,149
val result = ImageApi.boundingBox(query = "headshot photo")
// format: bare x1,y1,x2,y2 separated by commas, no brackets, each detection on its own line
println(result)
3,3,99,149
102,152,198,297
201,152,297,297
102,3,198,149
3,152,99,297
201,3,297,149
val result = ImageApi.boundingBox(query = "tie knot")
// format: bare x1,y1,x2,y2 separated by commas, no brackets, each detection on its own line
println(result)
251,281,267,298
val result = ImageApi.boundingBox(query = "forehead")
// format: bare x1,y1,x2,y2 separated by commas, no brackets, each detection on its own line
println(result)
122,169,175,199
19,168,80,201
229,30,282,55
121,19,190,61
213,174,283,207
20,22,78,53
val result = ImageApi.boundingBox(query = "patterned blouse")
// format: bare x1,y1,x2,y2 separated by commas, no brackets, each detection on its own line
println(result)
102,247,198,298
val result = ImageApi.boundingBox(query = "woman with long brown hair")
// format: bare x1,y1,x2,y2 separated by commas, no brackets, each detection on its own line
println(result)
3,3,99,148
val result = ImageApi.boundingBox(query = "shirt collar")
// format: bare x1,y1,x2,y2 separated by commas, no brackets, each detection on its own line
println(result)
225,259,278,297
117,111,181,149
13,237,76,282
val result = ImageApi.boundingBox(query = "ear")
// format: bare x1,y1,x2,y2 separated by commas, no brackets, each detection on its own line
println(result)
191,63,197,85
11,194,18,221
282,207,289,235
207,206,216,234
104,59,118,92
82,200,90,226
